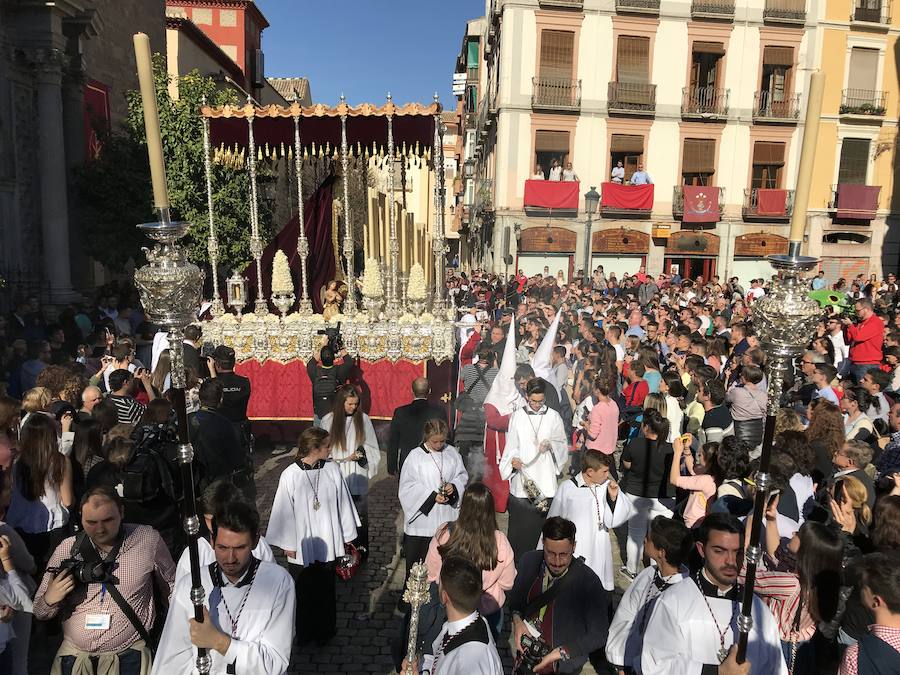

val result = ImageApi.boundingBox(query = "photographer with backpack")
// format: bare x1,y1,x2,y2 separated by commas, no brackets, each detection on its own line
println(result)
306,343,354,428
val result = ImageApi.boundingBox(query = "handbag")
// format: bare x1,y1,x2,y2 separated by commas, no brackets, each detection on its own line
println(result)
455,367,489,415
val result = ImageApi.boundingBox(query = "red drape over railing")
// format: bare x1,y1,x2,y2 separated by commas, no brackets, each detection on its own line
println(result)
524,180,580,209
836,184,880,220
600,182,654,210
756,188,788,216
683,185,721,223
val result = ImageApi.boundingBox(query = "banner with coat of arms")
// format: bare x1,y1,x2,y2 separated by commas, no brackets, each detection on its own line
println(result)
683,185,719,223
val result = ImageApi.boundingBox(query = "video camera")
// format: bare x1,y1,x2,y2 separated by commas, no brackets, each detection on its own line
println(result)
316,322,345,353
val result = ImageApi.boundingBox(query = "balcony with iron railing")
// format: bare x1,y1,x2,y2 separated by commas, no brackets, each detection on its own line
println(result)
691,0,735,18
615,0,661,14
682,86,729,118
532,77,582,112
840,89,887,117
673,186,726,219
608,82,657,115
753,92,801,121
742,188,794,220
538,0,584,8
851,0,891,24
829,184,882,220
763,0,806,22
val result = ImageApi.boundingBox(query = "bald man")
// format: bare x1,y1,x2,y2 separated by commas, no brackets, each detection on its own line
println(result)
388,378,448,475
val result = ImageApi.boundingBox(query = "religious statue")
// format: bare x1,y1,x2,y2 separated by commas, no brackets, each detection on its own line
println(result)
322,279,347,321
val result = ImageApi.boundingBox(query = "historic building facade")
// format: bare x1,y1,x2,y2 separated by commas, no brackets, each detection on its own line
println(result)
455,0,898,283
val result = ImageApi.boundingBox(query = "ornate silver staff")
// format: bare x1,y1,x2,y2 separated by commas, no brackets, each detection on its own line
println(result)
132,33,210,674
736,71,825,663
403,561,430,675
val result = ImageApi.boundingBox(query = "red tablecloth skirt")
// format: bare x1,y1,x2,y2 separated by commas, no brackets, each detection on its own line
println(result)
601,182,654,210
235,359,427,420
524,180,580,209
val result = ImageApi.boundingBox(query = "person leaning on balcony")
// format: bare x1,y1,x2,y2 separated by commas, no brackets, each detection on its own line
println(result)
611,161,625,184
630,163,652,185
562,162,578,182
549,158,562,181
532,164,545,180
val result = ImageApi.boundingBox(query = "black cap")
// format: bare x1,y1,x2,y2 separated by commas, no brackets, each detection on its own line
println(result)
212,345,235,361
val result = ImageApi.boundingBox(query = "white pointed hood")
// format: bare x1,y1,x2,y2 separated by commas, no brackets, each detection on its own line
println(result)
483,321,518,416
531,309,562,382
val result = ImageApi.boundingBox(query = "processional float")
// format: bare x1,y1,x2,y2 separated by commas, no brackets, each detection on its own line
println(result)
198,93,456,364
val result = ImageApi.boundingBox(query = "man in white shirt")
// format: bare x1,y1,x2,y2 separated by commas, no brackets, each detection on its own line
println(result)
630,163,652,185
747,279,766,301
405,557,504,675
611,161,625,183
826,316,849,371
549,159,563,181
562,162,578,182
153,500,295,675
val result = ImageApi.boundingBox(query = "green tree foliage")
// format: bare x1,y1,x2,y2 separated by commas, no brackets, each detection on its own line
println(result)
76,54,274,272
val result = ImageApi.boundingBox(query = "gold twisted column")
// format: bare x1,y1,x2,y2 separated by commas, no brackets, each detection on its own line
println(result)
293,112,313,314
431,99,447,314
201,103,224,317
339,95,358,316
246,105,267,315
385,94,401,318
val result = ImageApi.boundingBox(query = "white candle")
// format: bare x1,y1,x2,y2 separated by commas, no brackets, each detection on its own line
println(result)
133,33,169,210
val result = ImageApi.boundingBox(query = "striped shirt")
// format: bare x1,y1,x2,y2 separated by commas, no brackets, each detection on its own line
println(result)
33,524,175,654
108,394,145,425
840,625,900,675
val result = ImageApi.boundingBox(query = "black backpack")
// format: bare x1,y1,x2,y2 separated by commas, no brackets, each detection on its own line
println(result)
120,446,177,505
313,367,338,406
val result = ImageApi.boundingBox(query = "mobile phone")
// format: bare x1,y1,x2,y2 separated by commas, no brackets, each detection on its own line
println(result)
767,489,781,509
833,479,846,505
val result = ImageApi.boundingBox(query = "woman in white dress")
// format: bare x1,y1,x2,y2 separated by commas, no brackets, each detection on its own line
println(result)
321,386,380,556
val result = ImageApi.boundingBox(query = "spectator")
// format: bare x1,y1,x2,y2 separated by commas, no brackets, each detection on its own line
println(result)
583,376,620,458
33,485,175,674
832,441,876,508
630,163,652,185
610,160,625,183
305,344,352,429
532,164,544,180
843,298,885,383
455,347,498,479
424,482,515,639
0,395,18,471
670,436,722,528
841,387,875,443
839,552,900,674
861,368,891,424
726,363,767,449
548,158,562,181
562,161,578,181
78,385,103,419
107,369,152,425
811,363,840,406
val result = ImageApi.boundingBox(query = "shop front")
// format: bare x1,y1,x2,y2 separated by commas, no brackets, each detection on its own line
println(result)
591,227,650,278
517,226,576,279
664,230,721,280
732,232,788,284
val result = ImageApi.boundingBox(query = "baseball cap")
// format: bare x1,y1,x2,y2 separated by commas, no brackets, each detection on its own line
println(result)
212,345,235,361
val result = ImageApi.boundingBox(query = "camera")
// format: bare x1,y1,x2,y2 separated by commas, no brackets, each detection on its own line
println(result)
516,634,552,673
316,322,344,353
49,557,116,585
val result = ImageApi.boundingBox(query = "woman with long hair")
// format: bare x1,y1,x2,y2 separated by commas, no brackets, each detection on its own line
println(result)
806,399,846,482
320,386,379,554
69,417,104,499
150,349,171,395
669,437,723,527
4,413,72,572
812,337,836,371
620,409,674,578
639,345,662,393
424,482,515,637
840,387,875,443
0,396,20,471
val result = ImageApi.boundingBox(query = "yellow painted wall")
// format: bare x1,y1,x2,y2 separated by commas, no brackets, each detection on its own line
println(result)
820,30,847,116
826,0,851,23
882,35,898,118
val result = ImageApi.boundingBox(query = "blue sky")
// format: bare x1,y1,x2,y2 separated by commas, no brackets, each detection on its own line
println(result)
257,0,485,108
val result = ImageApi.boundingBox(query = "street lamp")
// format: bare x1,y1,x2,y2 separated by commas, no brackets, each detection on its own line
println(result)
583,185,600,286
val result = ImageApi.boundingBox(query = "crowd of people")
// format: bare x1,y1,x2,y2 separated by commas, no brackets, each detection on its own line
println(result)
0,262,898,674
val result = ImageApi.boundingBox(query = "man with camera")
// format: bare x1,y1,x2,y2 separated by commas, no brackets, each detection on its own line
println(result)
306,343,354,428
33,485,175,674
507,517,609,674
152,500,294,675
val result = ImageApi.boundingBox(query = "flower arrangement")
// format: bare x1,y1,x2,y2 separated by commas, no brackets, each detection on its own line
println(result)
362,258,383,298
407,263,427,300
271,250,294,295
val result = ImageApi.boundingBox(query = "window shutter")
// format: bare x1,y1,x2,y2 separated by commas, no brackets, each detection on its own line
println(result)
838,138,871,184
535,130,570,154
540,30,575,80
848,48,879,93
763,46,793,66
616,36,650,84
611,134,644,154
682,139,716,174
467,41,479,68
693,41,726,55
752,141,785,166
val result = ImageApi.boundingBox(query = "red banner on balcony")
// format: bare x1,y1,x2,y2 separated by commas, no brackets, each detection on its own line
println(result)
836,184,880,220
524,179,580,210
756,188,787,216
601,182,654,211
683,185,720,223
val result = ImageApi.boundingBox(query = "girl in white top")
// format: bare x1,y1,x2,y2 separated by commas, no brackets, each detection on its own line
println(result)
266,427,359,644
321,386,380,555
